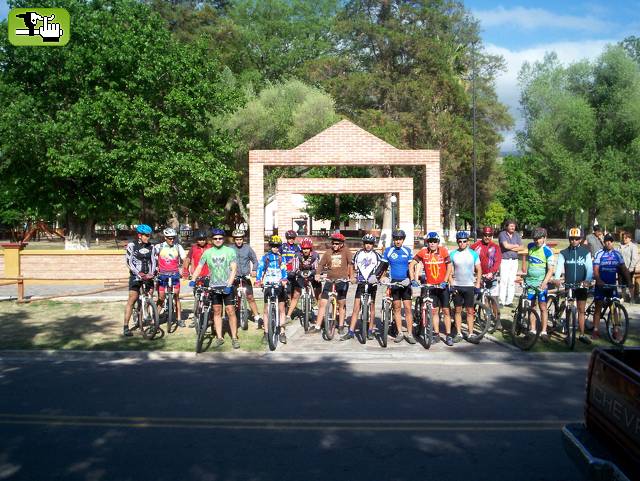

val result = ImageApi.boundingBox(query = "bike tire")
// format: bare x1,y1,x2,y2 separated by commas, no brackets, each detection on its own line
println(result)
267,301,278,351
238,296,249,331
565,306,576,350
140,298,159,340
606,301,629,345
421,306,432,350
360,296,369,344
473,303,491,340
546,294,558,333
486,295,500,333
303,294,311,333
323,298,336,341
381,302,391,348
511,306,541,350
166,293,176,333
584,301,595,332
413,297,422,337
196,306,209,353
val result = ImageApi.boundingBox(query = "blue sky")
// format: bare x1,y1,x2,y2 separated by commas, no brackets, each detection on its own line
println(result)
2,0,638,151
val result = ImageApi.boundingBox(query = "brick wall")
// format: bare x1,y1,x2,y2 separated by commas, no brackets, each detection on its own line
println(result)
20,251,127,282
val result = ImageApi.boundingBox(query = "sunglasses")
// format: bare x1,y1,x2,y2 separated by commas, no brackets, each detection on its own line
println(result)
212,237,224,241
166,237,175,240
427,239,438,243
483,234,492,237
457,239,468,243
331,242,342,246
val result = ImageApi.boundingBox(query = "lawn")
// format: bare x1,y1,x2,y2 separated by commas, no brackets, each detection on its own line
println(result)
0,299,266,352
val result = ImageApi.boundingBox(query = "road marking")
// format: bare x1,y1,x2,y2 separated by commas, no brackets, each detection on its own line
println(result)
0,413,580,431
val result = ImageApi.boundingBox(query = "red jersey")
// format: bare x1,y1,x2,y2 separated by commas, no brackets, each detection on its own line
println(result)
413,246,450,284
187,244,211,276
470,240,502,275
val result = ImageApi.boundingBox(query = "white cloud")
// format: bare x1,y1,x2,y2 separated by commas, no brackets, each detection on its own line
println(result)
488,39,615,152
474,6,614,33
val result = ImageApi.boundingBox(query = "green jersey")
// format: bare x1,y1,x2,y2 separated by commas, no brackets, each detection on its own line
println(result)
199,246,237,286
524,242,555,287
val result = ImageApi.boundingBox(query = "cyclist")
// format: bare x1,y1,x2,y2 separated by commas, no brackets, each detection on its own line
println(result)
230,229,262,328
553,227,593,344
449,231,482,344
592,233,633,340
189,228,240,349
373,230,416,344
341,233,381,341
410,231,454,346
307,232,352,335
471,226,502,325
520,227,555,341
287,237,321,320
123,224,156,337
255,235,288,343
154,228,187,327
182,230,210,326
280,230,302,321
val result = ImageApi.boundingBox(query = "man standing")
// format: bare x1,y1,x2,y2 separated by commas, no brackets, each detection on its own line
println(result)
230,229,262,327
123,224,156,337
498,220,522,307
584,225,604,258
449,231,482,344
471,226,502,323
280,230,302,322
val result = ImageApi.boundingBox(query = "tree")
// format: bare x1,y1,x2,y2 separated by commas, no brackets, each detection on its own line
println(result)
482,199,507,229
0,0,242,246
496,156,544,228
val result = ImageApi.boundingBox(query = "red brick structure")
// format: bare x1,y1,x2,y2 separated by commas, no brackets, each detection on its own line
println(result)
249,119,440,257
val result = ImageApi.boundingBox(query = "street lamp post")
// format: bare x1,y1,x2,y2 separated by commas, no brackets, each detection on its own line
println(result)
472,41,478,242
390,194,397,232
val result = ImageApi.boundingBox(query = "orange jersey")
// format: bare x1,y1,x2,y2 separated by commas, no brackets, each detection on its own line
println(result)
414,246,450,284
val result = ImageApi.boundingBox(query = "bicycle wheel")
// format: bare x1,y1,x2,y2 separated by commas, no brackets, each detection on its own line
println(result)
140,297,159,340
421,306,432,349
360,296,369,344
323,298,336,341
238,296,249,331
412,297,422,337
511,307,541,350
584,301,595,332
267,301,278,351
473,303,491,340
380,302,391,348
166,293,176,333
565,306,576,350
546,294,558,333
486,296,500,333
195,306,209,353
606,301,629,345
302,294,311,333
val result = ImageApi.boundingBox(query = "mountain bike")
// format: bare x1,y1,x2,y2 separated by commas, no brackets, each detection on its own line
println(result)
597,284,629,345
480,276,501,333
235,276,250,331
264,282,284,351
356,281,375,344
192,276,209,322
161,275,180,334
412,283,444,349
551,282,587,350
195,285,214,353
321,277,349,341
510,281,542,350
448,287,491,341
378,280,406,347
298,271,315,333
131,276,159,340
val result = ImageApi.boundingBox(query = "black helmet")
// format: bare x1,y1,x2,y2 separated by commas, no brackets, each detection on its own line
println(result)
392,230,406,239
194,230,207,240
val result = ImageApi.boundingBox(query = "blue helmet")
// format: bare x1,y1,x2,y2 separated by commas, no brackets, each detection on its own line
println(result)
211,228,225,237
456,231,469,240
136,224,152,235
392,230,406,239
425,231,440,241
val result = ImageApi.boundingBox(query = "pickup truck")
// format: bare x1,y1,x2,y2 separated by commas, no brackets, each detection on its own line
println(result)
563,346,640,480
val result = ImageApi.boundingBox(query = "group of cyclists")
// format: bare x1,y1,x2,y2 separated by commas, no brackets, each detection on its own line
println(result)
124,222,634,349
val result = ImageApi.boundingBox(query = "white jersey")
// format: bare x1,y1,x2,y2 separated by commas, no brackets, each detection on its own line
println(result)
352,249,381,282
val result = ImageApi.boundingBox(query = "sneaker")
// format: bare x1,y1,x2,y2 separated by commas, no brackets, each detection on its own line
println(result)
578,334,592,345
467,334,480,344
453,333,463,343
188,320,197,328
405,334,417,345
178,319,186,328
279,330,287,344
340,330,354,341
212,337,225,348
231,338,240,349
285,315,292,324
123,326,133,337
367,330,374,340
257,318,264,330
540,332,549,342
432,333,440,344
445,335,454,346
394,332,405,343
338,326,347,335
307,324,320,334
528,330,537,337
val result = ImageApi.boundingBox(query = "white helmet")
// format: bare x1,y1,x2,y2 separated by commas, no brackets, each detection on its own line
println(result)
163,227,177,237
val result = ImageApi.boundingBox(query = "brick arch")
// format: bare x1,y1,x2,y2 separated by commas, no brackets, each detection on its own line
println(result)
249,119,441,257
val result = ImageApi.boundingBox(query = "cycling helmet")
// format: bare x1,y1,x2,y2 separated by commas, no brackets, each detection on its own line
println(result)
392,230,406,239
330,232,346,242
362,234,376,244
136,224,152,235
300,238,313,249
568,227,582,238
232,229,245,238
424,231,440,241
163,227,177,237
455,231,469,240
194,230,207,240
532,227,547,239
269,235,282,247
285,230,297,239
603,233,614,242
211,228,225,237
482,226,494,235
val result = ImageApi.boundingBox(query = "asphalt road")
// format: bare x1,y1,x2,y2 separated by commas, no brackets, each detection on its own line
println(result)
0,351,587,481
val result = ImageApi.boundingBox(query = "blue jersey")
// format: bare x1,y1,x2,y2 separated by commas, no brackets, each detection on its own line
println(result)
593,248,625,285
256,252,287,285
381,245,413,281
280,242,301,273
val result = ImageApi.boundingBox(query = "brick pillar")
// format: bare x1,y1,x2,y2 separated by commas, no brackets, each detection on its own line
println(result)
424,163,441,235
398,190,414,250
249,158,264,258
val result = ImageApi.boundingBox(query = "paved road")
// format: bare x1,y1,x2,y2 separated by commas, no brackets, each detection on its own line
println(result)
0,351,586,481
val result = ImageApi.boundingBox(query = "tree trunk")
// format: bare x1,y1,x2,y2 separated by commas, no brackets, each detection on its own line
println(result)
65,214,93,250
332,194,341,231
234,193,249,225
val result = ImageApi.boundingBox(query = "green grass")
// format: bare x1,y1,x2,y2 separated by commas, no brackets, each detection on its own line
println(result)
0,299,266,352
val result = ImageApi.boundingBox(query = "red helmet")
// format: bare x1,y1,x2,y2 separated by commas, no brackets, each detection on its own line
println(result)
285,230,297,239
300,238,313,249
482,226,494,235
330,232,345,242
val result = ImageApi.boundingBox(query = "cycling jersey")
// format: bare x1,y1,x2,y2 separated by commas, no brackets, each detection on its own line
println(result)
198,246,237,287
593,248,625,285
187,244,210,276
470,240,502,275
295,251,320,275
153,242,186,275
352,249,381,282
318,248,352,280
380,246,412,281
231,243,258,277
280,242,301,273
555,246,592,284
413,246,450,285
126,240,156,277
524,242,555,287
450,247,480,287
257,252,287,285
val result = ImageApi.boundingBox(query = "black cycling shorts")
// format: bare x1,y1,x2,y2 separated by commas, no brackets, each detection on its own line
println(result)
292,274,321,291
286,273,300,294
129,274,153,292
452,286,475,308
422,287,450,308
570,287,589,302
355,283,378,301
209,286,236,306
233,276,254,296
391,281,412,301
264,285,287,303
321,280,349,301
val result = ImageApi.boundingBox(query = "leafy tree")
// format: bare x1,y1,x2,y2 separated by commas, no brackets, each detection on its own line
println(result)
482,199,507,229
495,156,544,228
